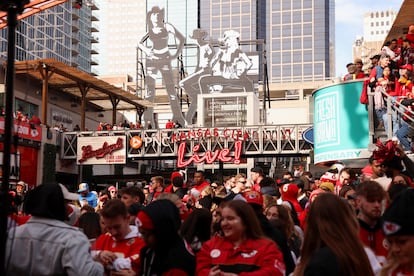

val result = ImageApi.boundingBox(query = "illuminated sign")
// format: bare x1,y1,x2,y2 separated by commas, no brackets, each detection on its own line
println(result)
77,136,126,165
177,140,242,168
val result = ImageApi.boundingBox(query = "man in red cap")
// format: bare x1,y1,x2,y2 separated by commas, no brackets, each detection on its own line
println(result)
164,171,187,199
92,199,145,275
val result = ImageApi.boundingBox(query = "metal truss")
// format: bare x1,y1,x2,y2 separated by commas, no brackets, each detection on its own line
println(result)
61,124,313,160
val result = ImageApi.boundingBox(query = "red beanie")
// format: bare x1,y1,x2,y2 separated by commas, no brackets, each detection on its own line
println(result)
170,171,183,182
136,211,154,230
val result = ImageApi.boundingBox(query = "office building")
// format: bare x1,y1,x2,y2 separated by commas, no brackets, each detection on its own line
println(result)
93,0,146,77
200,0,335,83
0,1,98,74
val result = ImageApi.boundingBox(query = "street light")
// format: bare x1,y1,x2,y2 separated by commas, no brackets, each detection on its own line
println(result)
0,0,29,274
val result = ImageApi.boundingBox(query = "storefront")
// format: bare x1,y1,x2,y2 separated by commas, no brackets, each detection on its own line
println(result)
0,117,42,189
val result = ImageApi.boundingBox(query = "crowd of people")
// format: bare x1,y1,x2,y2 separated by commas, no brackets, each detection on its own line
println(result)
354,26,414,152
5,137,414,275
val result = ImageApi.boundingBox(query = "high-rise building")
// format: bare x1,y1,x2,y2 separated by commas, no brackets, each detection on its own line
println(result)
364,10,397,42
0,1,98,74
93,0,146,77
200,0,335,83
353,10,397,69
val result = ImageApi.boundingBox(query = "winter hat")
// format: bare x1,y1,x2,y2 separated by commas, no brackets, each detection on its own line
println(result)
319,182,334,193
281,183,299,201
170,171,183,182
320,172,337,184
383,188,414,236
136,210,154,230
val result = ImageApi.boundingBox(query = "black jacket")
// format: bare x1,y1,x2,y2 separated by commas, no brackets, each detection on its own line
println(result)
140,200,195,276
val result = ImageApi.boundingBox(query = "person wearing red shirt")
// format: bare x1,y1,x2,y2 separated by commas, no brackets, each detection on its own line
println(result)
196,200,285,275
189,170,213,209
355,180,388,265
147,176,164,203
165,119,174,129
250,166,264,192
92,199,145,275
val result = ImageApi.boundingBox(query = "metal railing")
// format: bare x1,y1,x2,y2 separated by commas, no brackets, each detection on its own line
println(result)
60,124,313,160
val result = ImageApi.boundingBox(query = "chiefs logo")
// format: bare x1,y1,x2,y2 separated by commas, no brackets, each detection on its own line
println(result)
130,136,143,149
383,221,401,235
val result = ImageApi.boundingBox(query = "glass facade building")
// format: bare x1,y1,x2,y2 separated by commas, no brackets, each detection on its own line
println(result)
200,0,335,83
0,1,96,74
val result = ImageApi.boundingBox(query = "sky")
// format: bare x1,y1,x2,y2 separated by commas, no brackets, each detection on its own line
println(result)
335,0,403,77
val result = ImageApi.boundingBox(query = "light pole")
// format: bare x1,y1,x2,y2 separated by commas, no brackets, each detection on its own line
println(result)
0,0,28,273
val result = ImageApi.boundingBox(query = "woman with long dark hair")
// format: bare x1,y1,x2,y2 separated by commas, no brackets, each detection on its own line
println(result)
294,193,374,276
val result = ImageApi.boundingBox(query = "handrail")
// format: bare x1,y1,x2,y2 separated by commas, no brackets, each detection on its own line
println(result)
378,89,414,139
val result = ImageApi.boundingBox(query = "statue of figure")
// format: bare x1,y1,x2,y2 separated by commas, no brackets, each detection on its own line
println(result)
138,6,186,127
179,29,215,125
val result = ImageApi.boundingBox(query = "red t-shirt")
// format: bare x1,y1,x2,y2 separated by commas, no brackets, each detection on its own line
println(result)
92,226,145,274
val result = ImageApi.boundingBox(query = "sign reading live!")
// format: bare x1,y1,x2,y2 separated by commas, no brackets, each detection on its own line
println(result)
77,136,126,165
0,117,42,142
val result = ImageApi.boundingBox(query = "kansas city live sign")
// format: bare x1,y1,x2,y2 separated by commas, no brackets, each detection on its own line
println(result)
74,125,312,167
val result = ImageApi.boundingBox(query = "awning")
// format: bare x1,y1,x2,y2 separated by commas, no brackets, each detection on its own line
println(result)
384,0,414,43
12,58,152,129
14,59,152,111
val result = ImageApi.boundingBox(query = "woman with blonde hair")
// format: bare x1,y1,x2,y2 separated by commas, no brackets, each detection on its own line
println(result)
294,193,374,276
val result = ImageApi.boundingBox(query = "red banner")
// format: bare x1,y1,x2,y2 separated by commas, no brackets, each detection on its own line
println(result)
0,117,42,142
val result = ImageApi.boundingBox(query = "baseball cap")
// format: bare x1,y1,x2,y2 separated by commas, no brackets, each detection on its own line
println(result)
136,210,154,230
77,183,89,193
401,64,413,71
242,190,263,206
17,181,25,186
59,184,79,201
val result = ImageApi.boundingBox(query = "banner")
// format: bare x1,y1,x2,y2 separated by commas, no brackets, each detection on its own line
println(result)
77,136,126,165
0,117,42,142
313,80,371,164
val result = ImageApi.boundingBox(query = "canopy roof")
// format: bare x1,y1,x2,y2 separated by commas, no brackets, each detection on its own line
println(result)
384,0,414,43
14,59,152,111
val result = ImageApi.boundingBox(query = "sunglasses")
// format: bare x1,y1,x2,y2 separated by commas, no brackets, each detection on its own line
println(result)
238,180,247,184
346,195,356,200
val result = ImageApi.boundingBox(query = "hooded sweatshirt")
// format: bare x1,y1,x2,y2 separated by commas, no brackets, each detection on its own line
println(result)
140,199,196,276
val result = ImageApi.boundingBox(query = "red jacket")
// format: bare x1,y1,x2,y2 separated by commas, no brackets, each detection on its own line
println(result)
92,226,145,274
196,236,285,276
358,219,388,265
